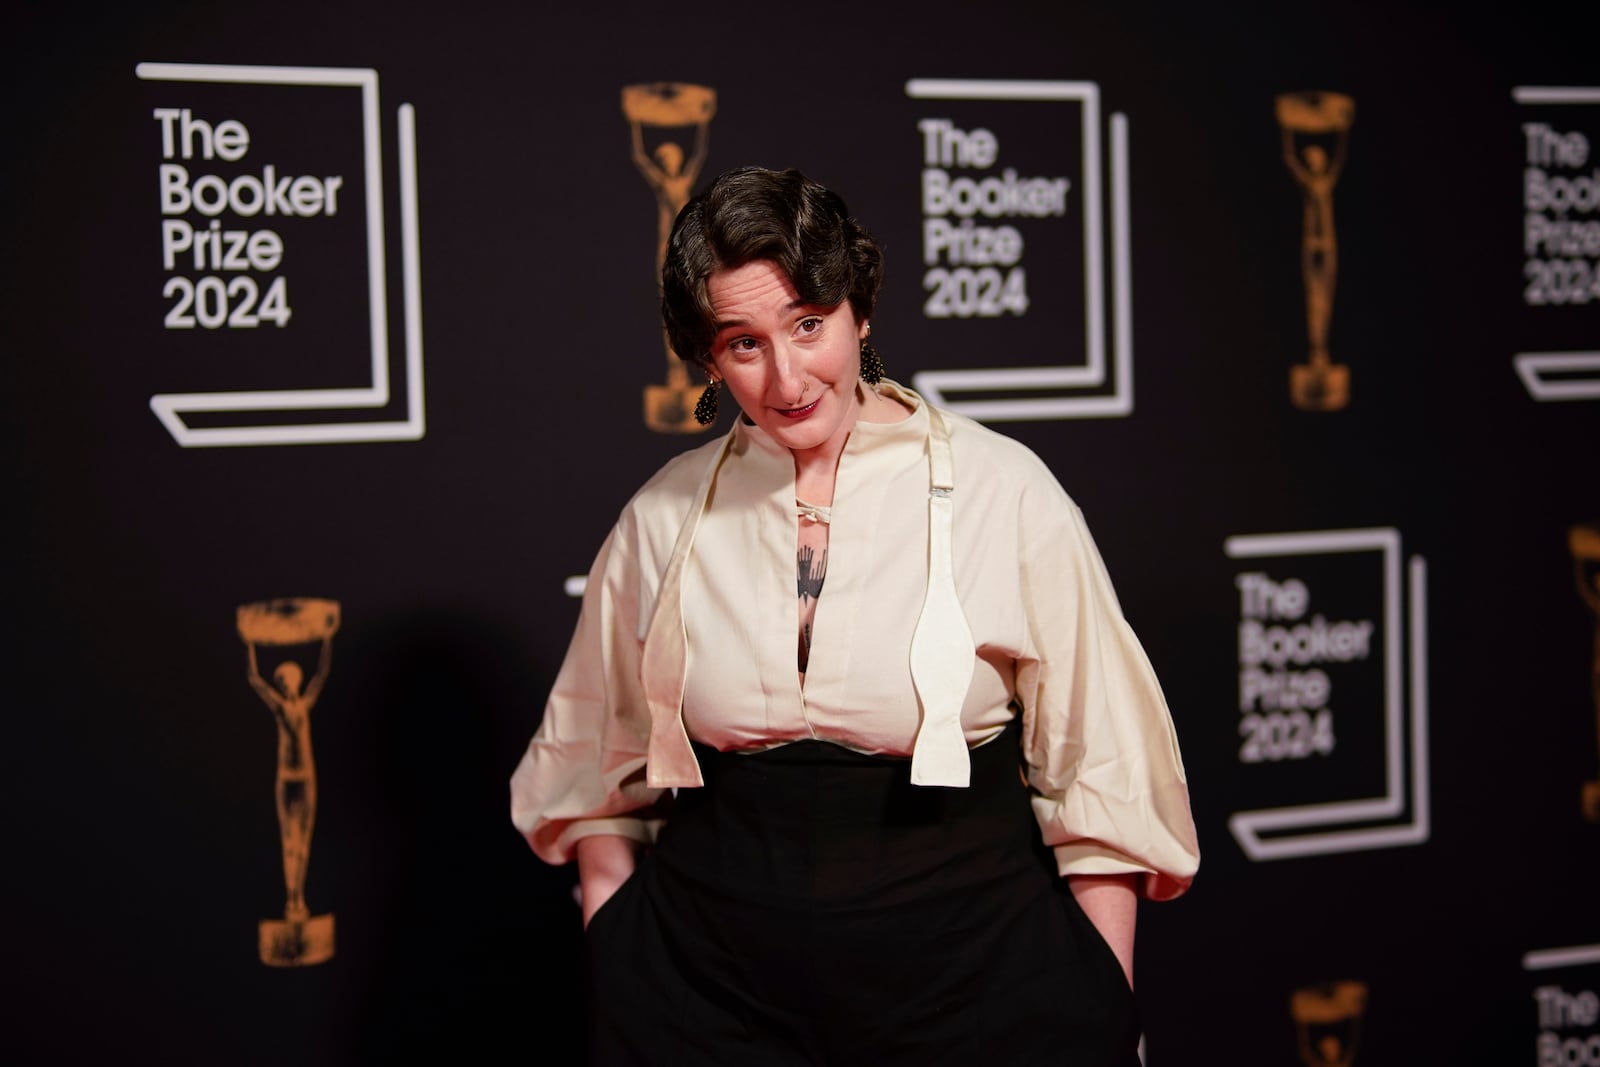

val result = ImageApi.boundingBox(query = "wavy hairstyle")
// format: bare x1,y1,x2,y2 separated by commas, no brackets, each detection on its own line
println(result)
660,167,885,370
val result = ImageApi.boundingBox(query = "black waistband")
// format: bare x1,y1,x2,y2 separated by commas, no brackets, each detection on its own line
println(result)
659,718,1040,905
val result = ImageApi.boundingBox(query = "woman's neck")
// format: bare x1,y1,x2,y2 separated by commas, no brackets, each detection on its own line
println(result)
792,439,846,503
788,384,911,499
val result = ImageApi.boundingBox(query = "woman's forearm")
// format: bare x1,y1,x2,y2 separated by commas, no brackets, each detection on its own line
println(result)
1068,872,1138,988
576,834,641,927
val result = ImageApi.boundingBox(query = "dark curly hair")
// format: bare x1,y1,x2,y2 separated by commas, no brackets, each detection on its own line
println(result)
660,167,885,370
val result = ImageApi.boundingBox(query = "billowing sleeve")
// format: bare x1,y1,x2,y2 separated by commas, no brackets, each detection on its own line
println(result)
509,516,669,866
1015,478,1199,901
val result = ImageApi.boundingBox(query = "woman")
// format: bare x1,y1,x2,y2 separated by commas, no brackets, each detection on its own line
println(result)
511,166,1199,1065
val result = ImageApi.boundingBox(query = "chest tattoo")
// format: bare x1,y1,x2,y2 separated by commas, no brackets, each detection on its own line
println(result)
797,545,827,602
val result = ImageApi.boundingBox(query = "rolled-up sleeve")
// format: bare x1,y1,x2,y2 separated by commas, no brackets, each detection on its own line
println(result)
1015,484,1199,901
510,520,669,866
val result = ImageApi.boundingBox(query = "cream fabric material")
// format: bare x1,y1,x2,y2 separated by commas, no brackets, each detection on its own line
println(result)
510,381,1200,900
907,404,976,787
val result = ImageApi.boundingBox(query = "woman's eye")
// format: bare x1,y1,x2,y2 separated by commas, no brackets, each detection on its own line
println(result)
797,317,822,335
727,337,759,356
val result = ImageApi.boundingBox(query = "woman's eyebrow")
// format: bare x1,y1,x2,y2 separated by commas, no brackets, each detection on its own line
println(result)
712,300,807,334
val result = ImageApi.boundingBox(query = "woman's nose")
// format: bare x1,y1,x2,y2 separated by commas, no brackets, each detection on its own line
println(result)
772,346,806,404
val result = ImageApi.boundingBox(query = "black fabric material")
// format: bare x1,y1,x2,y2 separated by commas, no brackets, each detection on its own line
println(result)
586,720,1141,1066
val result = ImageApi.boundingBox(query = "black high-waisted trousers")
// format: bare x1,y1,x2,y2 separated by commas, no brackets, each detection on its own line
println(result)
585,720,1140,1065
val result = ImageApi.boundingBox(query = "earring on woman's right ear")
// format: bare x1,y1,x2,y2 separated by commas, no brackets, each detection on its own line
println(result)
694,378,720,425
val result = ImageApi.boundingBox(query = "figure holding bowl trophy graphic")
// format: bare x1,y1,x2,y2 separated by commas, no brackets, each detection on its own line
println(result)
239,596,339,966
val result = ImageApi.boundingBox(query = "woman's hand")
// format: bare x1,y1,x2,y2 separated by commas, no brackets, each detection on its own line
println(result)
576,834,641,928
1068,873,1138,988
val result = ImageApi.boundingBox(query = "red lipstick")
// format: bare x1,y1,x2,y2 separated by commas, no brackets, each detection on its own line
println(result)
777,399,819,420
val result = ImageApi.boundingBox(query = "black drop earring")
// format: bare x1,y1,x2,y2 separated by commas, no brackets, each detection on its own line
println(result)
693,379,720,425
858,337,886,386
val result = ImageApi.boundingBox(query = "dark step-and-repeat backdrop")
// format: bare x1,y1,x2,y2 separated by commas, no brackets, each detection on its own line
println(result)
6,2,1596,1064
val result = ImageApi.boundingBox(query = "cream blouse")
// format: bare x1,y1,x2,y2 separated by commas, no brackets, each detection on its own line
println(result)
510,381,1199,900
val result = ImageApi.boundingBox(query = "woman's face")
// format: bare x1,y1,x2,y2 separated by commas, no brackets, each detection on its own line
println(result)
705,259,868,465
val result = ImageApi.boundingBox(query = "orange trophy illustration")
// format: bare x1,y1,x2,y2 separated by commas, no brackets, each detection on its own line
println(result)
623,81,715,433
238,597,339,966
1277,90,1354,412
1571,521,1600,821
1291,980,1368,1067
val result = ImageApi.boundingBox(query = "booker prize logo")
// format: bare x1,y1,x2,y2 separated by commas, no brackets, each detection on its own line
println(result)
623,82,716,434
238,597,339,966
1525,944,1600,1066
1276,90,1354,412
136,63,425,446
1513,86,1600,401
906,79,1137,420
1224,528,1429,860
1571,520,1600,821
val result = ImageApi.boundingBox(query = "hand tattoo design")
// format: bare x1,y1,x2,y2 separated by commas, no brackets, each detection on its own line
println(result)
797,545,827,602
